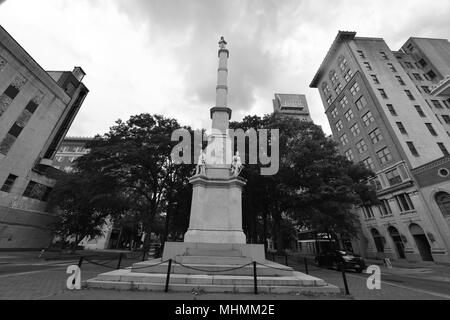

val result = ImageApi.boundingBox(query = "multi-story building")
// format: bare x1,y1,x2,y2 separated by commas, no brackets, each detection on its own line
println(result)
52,137,93,172
272,93,312,122
0,26,88,249
310,31,450,264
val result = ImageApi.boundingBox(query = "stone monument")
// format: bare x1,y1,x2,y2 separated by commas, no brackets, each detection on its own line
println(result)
86,38,338,294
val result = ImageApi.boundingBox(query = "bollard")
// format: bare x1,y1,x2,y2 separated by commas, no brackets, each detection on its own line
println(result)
117,253,123,270
253,261,258,295
165,259,172,293
341,270,350,295
78,256,84,268
285,254,288,266
272,253,275,262
142,251,146,262
304,258,309,275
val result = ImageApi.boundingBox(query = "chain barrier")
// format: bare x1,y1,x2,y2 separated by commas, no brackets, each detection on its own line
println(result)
173,261,254,273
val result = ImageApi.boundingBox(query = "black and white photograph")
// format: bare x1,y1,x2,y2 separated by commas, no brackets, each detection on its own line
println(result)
0,0,449,312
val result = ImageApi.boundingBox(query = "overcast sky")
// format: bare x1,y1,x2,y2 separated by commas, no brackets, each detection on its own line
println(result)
0,0,449,137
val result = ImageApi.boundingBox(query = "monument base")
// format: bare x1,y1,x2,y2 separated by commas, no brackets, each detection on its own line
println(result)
85,241,340,295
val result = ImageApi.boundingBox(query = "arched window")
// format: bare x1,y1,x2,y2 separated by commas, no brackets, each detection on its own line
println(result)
371,228,384,253
435,192,450,217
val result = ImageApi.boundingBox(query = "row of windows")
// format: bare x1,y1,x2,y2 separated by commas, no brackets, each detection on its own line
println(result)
361,193,415,220
0,174,52,202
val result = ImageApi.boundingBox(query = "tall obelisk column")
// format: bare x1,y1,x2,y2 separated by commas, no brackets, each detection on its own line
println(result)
183,37,247,244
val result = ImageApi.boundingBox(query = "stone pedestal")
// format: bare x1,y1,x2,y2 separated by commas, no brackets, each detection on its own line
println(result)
183,174,247,244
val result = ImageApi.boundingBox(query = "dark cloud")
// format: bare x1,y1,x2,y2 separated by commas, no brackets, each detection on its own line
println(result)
112,0,306,113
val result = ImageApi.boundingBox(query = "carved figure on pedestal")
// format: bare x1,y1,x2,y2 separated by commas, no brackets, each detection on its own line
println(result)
231,151,243,177
196,149,207,175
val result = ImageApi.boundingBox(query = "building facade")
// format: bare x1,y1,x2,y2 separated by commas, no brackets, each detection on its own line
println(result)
272,93,313,122
52,137,93,173
0,26,88,249
310,31,450,263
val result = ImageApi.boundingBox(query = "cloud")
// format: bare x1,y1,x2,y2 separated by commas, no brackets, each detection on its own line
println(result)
0,0,449,137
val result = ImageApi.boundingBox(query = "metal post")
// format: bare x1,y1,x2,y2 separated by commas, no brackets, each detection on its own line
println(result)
272,253,275,262
304,258,309,275
285,254,288,266
253,261,258,295
165,259,172,293
78,256,84,268
142,250,146,262
117,253,123,270
342,270,350,295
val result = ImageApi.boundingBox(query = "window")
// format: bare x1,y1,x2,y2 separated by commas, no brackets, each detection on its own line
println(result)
340,96,349,108
344,109,354,122
350,82,360,96
363,157,375,170
327,97,332,106
340,134,349,146
350,123,361,136
395,193,415,212
1,174,18,193
0,76,27,117
436,114,443,124
407,142,419,156
362,111,375,126
387,63,397,72
442,115,450,124
8,123,23,138
371,228,385,252
345,149,354,161
426,70,437,80
23,181,53,202
425,123,438,136
418,58,427,68
363,62,372,71
370,128,383,144
413,73,423,81
378,89,388,99
405,62,414,69
344,69,353,82
380,52,389,60
385,168,402,186
387,104,397,116
339,57,349,72
370,178,383,191
357,50,366,59
395,76,405,85
331,108,338,118
335,120,343,131
431,100,443,109
438,143,449,156
415,105,426,117
421,86,431,94
377,147,392,164
363,206,375,219
379,199,393,216
322,82,331,96
356,139,368,153
371,75,380,84
329,70,338,85
405,90,415,100
355,96,367,111
444,100,450,109
396,122,407,135
335,82,343,95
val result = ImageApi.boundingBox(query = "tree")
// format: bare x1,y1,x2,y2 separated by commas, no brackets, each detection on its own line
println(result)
231,114,378,252
48,171,126,251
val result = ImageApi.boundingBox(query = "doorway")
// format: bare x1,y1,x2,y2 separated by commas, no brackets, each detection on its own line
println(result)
387,226,406,259
409,224,434,262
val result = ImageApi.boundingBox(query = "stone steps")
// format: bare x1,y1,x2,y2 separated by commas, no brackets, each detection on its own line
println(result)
185,248,243,257
85,270,340,294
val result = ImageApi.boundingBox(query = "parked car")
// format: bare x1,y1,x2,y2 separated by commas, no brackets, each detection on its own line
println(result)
315,250,366,273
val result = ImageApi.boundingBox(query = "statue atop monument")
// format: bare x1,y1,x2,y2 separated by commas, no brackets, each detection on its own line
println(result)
231,151,243,177
196,148,207,175
219,36,227,49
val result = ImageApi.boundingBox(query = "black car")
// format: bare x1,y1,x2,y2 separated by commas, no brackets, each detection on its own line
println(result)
315,250,366,273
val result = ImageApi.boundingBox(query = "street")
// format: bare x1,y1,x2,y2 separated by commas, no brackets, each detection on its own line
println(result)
0,251,449,300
